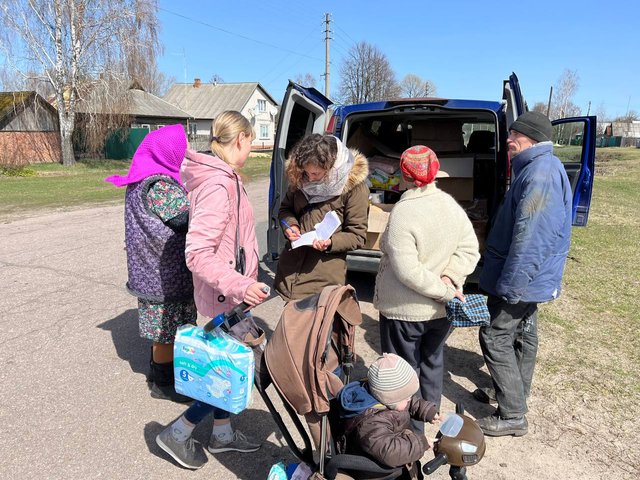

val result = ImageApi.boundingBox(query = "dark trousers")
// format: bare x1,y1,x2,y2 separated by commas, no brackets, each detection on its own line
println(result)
184,401,230,424
379,314,452,431
479,295,538,419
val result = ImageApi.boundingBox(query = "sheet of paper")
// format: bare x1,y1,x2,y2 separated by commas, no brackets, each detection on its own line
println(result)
290,210,341,249
315,210,341,240
291,230,318,248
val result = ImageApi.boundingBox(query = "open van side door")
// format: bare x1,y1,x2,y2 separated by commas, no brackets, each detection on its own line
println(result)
551,116,596,226
267,82,332,261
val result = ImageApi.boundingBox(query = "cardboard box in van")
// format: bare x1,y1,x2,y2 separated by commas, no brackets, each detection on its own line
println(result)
437,178,474,202
364,203,394,250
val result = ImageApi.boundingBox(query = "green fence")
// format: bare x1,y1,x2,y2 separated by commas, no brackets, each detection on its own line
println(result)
104,128,149,159
595,135,623,148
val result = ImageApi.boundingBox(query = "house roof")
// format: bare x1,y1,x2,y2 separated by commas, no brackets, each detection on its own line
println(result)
76,86,190,119
0,91,58,127
610,121,640,137
163,82,278,120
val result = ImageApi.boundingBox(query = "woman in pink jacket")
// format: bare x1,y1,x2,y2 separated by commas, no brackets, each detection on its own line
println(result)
156,111,270,470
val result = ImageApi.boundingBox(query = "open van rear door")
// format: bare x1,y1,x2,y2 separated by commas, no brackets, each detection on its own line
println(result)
551,116,596,226
503,72,526,128
267,82,332,261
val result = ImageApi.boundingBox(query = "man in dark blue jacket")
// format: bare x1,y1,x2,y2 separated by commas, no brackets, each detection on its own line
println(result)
476,111,572,437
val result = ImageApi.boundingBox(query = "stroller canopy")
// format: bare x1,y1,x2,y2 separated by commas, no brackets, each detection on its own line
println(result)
265,285,362,416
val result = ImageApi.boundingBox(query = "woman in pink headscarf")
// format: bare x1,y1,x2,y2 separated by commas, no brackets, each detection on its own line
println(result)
105,124,195,404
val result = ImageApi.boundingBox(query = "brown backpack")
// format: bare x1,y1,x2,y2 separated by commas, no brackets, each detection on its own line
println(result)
265,284,362,416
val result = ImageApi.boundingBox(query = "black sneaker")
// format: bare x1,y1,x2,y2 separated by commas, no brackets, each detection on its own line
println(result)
149,381,193,403
156,426,207,469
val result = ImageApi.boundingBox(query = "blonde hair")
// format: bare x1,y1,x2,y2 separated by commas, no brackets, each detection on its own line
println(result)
209,111,255,163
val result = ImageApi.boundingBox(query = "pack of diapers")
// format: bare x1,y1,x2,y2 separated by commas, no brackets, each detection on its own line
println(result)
174,325,254,414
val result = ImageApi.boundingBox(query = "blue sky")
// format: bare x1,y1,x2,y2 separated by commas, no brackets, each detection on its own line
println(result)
157,0,638,118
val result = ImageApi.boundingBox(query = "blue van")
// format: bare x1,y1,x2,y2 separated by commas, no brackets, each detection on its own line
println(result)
267,73,595,276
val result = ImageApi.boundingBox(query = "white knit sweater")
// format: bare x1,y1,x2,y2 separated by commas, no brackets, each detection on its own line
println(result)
373,183,480,322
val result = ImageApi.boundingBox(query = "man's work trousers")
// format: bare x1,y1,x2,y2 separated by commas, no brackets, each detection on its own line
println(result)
479,295,538,419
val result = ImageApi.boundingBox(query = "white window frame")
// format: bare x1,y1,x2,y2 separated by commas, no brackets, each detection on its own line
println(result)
259,124,269,139
257,99,266,113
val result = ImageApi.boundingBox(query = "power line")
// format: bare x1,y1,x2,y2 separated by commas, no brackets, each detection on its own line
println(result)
259,39,325,87
333,22,358,47
158,7,323,62
257,22,324,85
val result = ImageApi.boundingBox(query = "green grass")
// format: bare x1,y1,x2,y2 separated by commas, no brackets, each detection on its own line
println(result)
540,147,640,402
0,155,272,219
553,144,583,163
238,154,272,181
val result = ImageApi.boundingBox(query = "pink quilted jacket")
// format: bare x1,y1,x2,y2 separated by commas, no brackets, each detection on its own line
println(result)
180,149,259,317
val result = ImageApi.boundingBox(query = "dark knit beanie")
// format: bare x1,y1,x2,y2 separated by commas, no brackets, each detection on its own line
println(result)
367,353,419,407
510,111,553,143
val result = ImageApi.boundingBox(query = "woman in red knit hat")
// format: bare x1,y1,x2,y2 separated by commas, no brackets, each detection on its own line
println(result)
373,145,480,433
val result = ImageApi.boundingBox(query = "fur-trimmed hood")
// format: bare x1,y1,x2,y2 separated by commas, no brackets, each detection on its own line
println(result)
343,149,369,193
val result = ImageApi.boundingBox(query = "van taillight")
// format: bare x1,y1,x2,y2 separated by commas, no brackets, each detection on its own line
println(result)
325,115,337,134
506,151,512,186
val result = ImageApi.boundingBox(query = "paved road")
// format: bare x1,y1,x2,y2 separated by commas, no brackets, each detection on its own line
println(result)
0,178,389,479
1,177,598,479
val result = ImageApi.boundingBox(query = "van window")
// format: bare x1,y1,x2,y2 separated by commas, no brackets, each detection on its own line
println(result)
463,123,496,153
553,121,584,162
284,103,318,157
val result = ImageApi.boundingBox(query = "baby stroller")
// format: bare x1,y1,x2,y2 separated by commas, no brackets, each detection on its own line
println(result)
258,284,419,480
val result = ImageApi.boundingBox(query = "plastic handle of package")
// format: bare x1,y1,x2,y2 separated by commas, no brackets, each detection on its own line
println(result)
203,302,251,333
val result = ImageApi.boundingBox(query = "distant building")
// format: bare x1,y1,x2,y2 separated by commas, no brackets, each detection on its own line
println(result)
163,79,279,150
610,121,640,138
75,82,191,158
600,121,640,147
0,91,61,166
76,82,190,131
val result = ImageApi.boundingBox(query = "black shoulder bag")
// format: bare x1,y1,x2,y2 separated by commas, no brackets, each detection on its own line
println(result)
234,175,246,275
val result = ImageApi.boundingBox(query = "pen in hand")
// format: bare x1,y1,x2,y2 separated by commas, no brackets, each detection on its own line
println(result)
280,219,300,240
280,219,292,230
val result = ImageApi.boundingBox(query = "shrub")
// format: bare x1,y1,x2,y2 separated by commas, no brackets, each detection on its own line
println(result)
0,166,38,177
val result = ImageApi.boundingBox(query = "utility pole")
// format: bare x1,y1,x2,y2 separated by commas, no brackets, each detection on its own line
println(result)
324,13,331,99
586,101,591,116
546,85,553,118
625,95,631,119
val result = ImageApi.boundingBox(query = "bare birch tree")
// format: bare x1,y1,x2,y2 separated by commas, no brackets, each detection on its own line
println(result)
594,103,609,134
550,69,581,120
0,0,160,165
399,73,437,98
338,42,399,104
613,110,639,122
293,72,317,88
531,101,548,114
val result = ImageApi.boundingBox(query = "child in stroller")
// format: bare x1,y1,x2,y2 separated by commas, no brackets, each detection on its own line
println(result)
260,285,427,479
336,353,440,472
